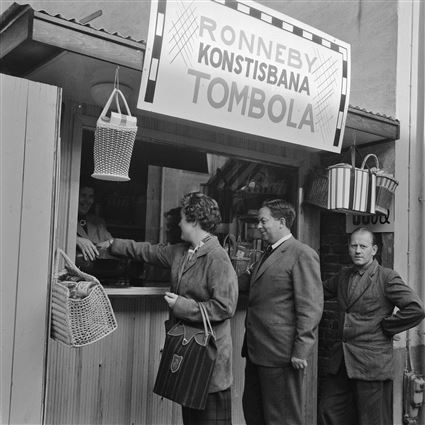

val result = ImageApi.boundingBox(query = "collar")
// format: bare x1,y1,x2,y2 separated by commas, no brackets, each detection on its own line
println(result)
188,240,205,256
187,234,214,256
271,233,292,250
351,258,376,276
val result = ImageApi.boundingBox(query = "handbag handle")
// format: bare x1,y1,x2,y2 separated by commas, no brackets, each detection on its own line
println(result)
99,88,133,119
199,303,215,340
361,153,379,171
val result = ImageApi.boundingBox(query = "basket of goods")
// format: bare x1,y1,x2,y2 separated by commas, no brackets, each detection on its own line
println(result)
92,86,137,182
224,234,251,276
304,169,328,209
328,154,379,214
375,171,398,214
51,249,118,347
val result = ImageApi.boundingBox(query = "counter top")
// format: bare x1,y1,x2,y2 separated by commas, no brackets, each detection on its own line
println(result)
105,286,169,296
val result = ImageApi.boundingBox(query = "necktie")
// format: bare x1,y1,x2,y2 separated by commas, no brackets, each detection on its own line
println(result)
258,245,273,268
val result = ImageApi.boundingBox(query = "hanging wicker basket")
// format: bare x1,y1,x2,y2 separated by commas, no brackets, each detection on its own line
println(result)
92,88,137,182
51,249,118,347
328,154,378,215
375,172,399,214
304,170,328,209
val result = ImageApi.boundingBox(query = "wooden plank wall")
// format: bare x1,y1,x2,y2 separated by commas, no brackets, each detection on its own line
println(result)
0,74,61,425
45,298,247,425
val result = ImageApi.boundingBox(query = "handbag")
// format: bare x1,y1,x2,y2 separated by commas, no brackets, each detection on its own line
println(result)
153,303,217,410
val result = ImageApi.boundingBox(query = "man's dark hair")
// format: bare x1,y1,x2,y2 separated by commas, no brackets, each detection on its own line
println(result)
262,199,296,229
350,227,378,246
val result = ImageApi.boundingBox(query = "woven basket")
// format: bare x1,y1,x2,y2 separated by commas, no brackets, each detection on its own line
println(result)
304,171,328,209
375,172,398,214
328,154,378,215
92,88,137,182
231,257,251,277
51,249,118,347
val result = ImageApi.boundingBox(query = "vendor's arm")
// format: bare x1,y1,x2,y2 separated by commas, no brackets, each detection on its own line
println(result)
381,271,425,336
172,250,238,322
109,238,178,269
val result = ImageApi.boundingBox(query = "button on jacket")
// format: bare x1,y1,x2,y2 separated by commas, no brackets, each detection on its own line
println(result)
323,259,425,381
111,236,238,392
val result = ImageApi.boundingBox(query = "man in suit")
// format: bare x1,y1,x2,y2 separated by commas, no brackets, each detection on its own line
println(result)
318,227,425,425
239,199,323,425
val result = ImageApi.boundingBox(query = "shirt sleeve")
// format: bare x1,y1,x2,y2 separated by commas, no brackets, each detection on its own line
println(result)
381,271,425,336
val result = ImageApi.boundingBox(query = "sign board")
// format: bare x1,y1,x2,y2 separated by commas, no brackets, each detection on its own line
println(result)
138,0,351,153
345,204,395,233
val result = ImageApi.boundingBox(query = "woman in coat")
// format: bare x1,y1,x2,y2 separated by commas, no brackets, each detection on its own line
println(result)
101,192,238,425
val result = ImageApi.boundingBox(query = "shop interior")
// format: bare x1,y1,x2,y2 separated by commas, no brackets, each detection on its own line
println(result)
77,129,298,287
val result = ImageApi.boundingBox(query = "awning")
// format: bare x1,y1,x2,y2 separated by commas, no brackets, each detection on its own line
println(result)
1,2,399,153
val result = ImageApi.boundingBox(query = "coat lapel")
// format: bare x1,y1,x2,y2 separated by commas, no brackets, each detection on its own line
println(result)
346,260,379,309
251,238,292,284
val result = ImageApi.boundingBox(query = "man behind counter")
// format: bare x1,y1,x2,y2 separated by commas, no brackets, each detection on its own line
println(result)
76,182,112,262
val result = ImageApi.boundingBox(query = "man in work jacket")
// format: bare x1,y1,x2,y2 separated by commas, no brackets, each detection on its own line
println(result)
318,227,425,425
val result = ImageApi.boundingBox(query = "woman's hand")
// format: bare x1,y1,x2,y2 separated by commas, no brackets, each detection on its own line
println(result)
76,236,99,261
164,292,178,308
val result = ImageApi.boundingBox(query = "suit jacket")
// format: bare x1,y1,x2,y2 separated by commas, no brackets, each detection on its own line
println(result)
323,259,425,380
111,236,238,392
240,236,323,366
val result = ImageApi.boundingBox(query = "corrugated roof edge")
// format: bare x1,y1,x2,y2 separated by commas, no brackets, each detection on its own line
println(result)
348,105,399,124
1,2,146,45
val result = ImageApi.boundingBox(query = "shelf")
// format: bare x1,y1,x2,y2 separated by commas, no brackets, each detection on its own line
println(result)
105,286,169,296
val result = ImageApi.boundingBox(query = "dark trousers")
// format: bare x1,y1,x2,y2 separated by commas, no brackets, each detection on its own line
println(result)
182,388,232,425
242,358,305,425
318,362,393,425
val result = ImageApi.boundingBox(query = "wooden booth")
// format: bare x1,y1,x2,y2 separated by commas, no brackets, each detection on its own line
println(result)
0,3,400,425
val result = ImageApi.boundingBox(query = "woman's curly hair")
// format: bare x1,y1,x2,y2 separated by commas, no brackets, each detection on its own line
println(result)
181,192,222,233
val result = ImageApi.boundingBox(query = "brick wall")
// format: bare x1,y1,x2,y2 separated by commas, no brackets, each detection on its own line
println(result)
318,210,349,378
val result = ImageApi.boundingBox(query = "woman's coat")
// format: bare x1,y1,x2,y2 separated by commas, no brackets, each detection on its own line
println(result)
111,236,238,392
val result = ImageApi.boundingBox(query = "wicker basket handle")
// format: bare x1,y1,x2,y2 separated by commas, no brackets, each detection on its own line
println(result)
100,88,132,119
114,89,132,117
361,154,380,170
56,248,100,284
